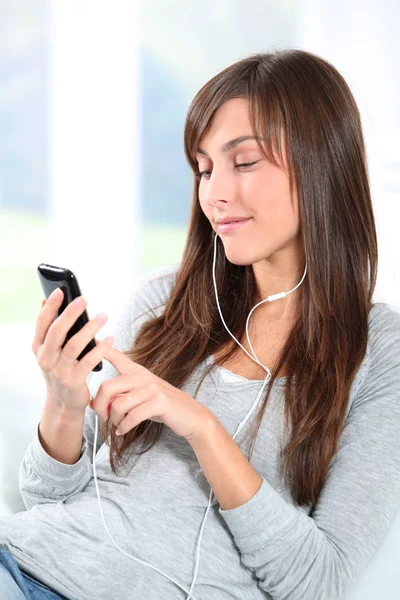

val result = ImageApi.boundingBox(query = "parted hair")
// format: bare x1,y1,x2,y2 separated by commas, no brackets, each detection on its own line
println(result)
100,48,377,507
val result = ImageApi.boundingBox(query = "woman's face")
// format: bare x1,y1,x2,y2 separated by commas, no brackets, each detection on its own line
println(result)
196,97,302,269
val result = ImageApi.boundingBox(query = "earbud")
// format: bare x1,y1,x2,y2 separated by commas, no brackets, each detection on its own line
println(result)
211,231,307,380
185,232,308,598
90,230,308,600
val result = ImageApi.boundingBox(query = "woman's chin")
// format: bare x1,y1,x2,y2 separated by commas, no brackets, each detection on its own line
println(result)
223,251,255,267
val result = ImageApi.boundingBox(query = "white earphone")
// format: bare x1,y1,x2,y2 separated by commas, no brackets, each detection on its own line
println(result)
90,230,307,599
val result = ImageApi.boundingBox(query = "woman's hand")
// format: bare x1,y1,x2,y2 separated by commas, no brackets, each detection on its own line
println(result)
90,347,215,442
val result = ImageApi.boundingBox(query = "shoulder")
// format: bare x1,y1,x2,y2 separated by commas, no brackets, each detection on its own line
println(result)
122,262,180,326
139,262,180,291
109,263,180,354
133,262,180,310
367,301,400,354
350,302,400,412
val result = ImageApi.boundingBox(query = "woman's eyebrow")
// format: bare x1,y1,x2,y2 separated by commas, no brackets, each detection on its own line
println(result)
197,135,265,157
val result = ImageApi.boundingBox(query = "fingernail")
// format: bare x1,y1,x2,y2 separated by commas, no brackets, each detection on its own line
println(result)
50,288,61,299
74,295,86,306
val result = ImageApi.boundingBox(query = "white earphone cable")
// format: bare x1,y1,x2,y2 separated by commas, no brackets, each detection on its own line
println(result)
90,230,307,599
185,232,307,598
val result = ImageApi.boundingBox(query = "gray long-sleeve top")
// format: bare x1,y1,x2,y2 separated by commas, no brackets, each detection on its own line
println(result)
1,263,400,600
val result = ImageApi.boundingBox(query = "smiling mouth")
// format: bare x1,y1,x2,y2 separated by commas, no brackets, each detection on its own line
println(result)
216,218,252,232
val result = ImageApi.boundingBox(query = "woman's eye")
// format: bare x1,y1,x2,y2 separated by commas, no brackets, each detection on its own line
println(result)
195,161,259,179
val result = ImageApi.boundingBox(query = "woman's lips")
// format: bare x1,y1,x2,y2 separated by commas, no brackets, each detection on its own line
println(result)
217,218,252,233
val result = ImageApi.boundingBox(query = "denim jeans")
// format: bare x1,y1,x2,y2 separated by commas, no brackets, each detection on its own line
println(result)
0,544,67,600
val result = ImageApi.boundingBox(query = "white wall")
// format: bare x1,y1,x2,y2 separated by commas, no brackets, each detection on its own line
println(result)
296,0,400,311
48,0,142,335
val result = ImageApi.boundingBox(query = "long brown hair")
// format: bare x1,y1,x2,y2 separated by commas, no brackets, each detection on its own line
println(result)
100,49,377,507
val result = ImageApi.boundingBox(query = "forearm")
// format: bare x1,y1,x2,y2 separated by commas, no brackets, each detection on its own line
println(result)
188,416,263,510
39,397,86,465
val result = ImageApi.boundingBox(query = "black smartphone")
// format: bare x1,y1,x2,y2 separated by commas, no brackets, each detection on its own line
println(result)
37,263,103,372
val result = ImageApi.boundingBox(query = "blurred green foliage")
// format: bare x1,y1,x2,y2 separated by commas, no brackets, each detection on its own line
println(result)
0,208,187,323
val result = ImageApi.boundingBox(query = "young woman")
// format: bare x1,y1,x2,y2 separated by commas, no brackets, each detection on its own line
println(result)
1,48,399,600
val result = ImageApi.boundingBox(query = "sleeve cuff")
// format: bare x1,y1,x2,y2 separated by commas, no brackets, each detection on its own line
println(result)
30,421,90,482
218,477,301,555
